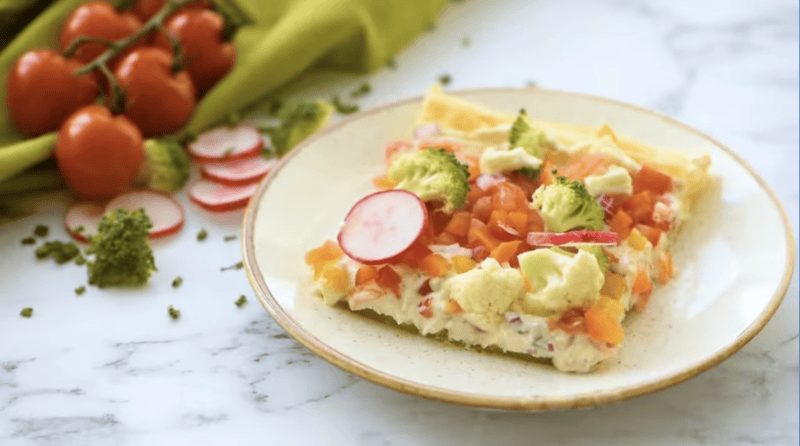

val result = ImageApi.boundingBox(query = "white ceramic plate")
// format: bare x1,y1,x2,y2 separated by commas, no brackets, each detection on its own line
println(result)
242,88,795,410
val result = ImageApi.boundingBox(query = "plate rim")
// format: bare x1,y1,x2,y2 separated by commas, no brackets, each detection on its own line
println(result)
241,87,796,411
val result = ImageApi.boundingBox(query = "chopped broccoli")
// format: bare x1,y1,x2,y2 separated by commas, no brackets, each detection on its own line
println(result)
387,147,470,213
438,74,452,85
33,224,48,237
86,209,156,288
223,235,237,242
20,307,33,317
75,285,86,295
172,276,183,288
531,176,604,232
21,237,35,245
235,295,247,307
197,229,208,241
509,109,548,159
221,261,244,272
36,241,81,264
168,305,181,319
140,139,191,192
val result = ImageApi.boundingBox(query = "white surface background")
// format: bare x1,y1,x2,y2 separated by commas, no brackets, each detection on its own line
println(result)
1,0,798,444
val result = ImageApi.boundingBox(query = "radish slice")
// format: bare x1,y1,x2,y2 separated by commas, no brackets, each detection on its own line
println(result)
187,124,263,162
65,202,105,243
337,190,428,265
65,190,185,242
201,156,279,186
413,123,441,140
106,190,185,238
189,179,258,212
526,230,618,247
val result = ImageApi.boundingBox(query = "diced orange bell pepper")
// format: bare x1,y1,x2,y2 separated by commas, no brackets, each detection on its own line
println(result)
631,268,652,295
507,211,529,236
372,175,398,190
305,240,343,266
376,265,402,297
584,306,624,345
600,271,627,300
622,190,656,225
491,182,528,211
355,265,379,286
656,252,673,284
420,253,452,277
635,224,661,247
559,153,610,180
489,240,522,265
444,211,472,237
608,210,633,241
471,196,493,223
451,255,476,273
467,218,500,251
633,164,673,195
320,263,349,293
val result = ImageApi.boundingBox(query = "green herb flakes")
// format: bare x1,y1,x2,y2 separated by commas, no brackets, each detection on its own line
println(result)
350,83,372,98
73,225,85,234
36,241,80,264
75,286,86,296
224,235,237,242
438,74,452,85
221,261,244,272
74,255,86,266
33,224,49,237
332,95,359,115
235,295,247,307
386,58,397,69
197,229,208,241
462,36,471,47
20,307,33,317
21,237,35,245
172,276,183,288
168,305,181,319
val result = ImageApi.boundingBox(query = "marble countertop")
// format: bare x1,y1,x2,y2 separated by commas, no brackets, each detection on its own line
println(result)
1,0,797,444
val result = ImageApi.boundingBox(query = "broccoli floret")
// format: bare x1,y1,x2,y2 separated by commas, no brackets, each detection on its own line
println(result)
86,209,156,288
387,147,470,213
140,139,191,192
509,109,548,159
531,176,604,232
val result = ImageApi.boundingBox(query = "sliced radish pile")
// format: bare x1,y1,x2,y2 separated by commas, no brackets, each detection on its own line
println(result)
337,190,428,265
64,202,105,243
201,156,278,186
526,230,618,247
106,191,185,238
187,124,263,162
65,190,185,242
189,179,258,212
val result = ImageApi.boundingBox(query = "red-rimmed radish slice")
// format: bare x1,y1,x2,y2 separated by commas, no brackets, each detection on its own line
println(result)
187,124,263,162
337,190,428,265
65,202,105,243
106,190,185,238
189,179,258,212
201,156,278,186
526,230,618,247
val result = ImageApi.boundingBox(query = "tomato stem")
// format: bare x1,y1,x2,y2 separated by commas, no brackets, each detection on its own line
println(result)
73,0,198,114
62,36,117,59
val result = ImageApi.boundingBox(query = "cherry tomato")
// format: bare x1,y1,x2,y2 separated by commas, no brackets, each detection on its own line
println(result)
60,1,143,65
114,47,196,137
129,0,209,22
156,9,235,95
55,105,144,199
6,49,100,137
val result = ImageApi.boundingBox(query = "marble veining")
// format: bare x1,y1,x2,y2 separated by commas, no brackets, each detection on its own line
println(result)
0,0,797,444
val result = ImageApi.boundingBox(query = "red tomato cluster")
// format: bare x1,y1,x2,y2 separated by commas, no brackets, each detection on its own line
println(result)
6,0,236,199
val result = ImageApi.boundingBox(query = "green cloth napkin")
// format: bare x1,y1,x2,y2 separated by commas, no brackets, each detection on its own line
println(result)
0,0,447,182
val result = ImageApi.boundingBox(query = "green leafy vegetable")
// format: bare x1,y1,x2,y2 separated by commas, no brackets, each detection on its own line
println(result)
387,147,470,213
86,208,156,288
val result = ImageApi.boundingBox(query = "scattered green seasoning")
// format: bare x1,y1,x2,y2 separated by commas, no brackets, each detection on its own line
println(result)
21,237,35,245
439,74,452,85
75,286,86,296
172,276,183,288
33,224,48,237
526,80,538,87
36,241,81,264
221,261,244,272
20,307,33,317
168,305,181,319
73,225,85,234
386,58,397,70
197,229,208,241
235,295,247,307
331,95,359,115
74,255,86,266
424,22,436,32
223,235,237,242
462,36,471,47
350,83,372,98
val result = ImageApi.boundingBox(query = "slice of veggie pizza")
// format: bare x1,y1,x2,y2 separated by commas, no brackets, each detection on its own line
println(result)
306,86,711,373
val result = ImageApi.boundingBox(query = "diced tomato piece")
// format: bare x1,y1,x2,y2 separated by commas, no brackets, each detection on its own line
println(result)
633,164,673,195
375,265,402,297
471,245,489,262
635,224,661,247
584,307,624,345
372,175,397,190
434,232,459,245
464,154,481,182
489,209,520,239
420,253,452,277
526,208,545,233
305,240,344,265
634,289,653,312
471,196,493,223
608,210,634,241
490,240,522,265
656,252,673,284
491,182,528,211
418,296,433,318
598,193,627,221
397,241,433,269
417,279,433,296
548,306,587,335
621,190,656,225
466,183,492,205
426,204,451,236
355,265,379,286
559,153,610,180
507,211,528,236
505,171,539,197
444,210,471,237
631,268,652,295
467,218,500,251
